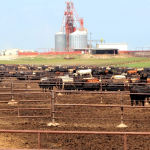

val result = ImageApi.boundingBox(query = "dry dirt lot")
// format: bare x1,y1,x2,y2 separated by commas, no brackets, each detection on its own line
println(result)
0,81,150,149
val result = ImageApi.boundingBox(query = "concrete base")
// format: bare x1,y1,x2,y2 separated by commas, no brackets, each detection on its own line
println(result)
58,93,62,96
47,122,59,127
117,123,128,128
3,86,6,88
8,99,18,105
27,86,31,89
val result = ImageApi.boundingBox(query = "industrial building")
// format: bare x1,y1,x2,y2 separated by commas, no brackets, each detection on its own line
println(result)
96,43,128,51
0,49,36,56
55,2,128,54
73,48,118,54
91,48,118,54
55,2,88,52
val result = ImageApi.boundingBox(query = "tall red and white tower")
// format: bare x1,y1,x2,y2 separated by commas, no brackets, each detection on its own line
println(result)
61,1,85,50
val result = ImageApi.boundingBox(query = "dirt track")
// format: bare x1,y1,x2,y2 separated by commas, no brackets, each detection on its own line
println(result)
0,82,150,149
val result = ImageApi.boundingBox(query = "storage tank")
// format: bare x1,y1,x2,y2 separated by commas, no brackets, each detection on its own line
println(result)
69,30,87,50
55,32,66,52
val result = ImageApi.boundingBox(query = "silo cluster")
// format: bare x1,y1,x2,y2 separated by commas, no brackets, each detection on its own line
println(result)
55,30,87,52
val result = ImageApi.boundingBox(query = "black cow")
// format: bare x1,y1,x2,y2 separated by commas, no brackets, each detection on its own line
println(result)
130,86,150,106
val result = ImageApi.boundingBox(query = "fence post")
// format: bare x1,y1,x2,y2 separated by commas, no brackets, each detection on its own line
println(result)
17,94,19,117
124,134,127,150
52,90,55,124
11,80,14,100
27,81,31,89
145,97,149,106
47,90,59,126
11,80,13,95
8,80,18,105
50,91,52,116
38,132,41,150
100,76,103,103
117,93,128,128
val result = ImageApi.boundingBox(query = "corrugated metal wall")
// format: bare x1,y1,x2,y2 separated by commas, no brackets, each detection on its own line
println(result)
69,30,87,51
55,32,66,52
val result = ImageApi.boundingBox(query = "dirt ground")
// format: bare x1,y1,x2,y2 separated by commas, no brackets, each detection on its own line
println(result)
0,81,150,149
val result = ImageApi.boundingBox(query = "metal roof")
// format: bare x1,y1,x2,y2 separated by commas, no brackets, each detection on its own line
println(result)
97,43,127,45
73,48,118,50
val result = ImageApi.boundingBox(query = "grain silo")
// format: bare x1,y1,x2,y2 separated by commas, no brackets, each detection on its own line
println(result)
69,30,87,51
55,32,66,52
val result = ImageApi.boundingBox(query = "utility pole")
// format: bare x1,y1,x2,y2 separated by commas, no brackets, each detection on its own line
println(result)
89,33,92,54
90,33,92,48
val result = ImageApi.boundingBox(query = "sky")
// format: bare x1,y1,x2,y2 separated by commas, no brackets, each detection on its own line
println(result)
0,0,150,52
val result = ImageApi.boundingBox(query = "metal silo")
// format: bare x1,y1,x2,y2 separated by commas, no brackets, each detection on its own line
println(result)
69,30,87,51
55,32,66,52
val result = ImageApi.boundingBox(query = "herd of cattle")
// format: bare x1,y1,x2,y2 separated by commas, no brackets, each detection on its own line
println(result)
0,64,150,106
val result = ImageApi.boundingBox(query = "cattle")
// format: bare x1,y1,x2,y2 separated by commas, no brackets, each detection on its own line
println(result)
37,66,42,70
130,86,150,106
127,70,137,75
45,67,54,72
39,77,62,91
68,69,75,73
85,78,99,83
101,81,129,91
147,78,150,83
111,75,126,80
61,78,74,90
137,68,144,74
0,65,148,97
76,69,92,76
55,71,60,75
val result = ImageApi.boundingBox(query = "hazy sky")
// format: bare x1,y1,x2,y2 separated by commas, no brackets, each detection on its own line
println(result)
0,0,150,51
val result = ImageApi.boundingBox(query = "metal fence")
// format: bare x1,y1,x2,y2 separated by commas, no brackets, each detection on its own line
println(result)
52,90,150,127
0,129,150,150
0,92,51,119
0,88,149,124
1,79,150,93
0,90,149,149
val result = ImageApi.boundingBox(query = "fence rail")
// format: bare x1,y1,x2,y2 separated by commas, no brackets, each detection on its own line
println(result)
0,92,51,119
0,90,149,149
0,130,150,150
50,90,150,128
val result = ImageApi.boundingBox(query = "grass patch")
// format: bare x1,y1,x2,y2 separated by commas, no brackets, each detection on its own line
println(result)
0,54,149,67
117,60,150,68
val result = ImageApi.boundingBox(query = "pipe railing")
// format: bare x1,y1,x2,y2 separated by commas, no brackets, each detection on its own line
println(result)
2,79,150,93
0,130,150,150
0,92,52,119
0,90,149,125
51,90,150,127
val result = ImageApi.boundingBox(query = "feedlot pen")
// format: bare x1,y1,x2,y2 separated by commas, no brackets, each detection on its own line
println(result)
0,81,150,149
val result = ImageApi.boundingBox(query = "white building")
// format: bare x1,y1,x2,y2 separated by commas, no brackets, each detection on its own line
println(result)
1,49,36,56
1,50,5,56
96,43,128,51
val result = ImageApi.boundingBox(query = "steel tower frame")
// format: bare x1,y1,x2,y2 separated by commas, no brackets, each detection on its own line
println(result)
61,1,84,50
